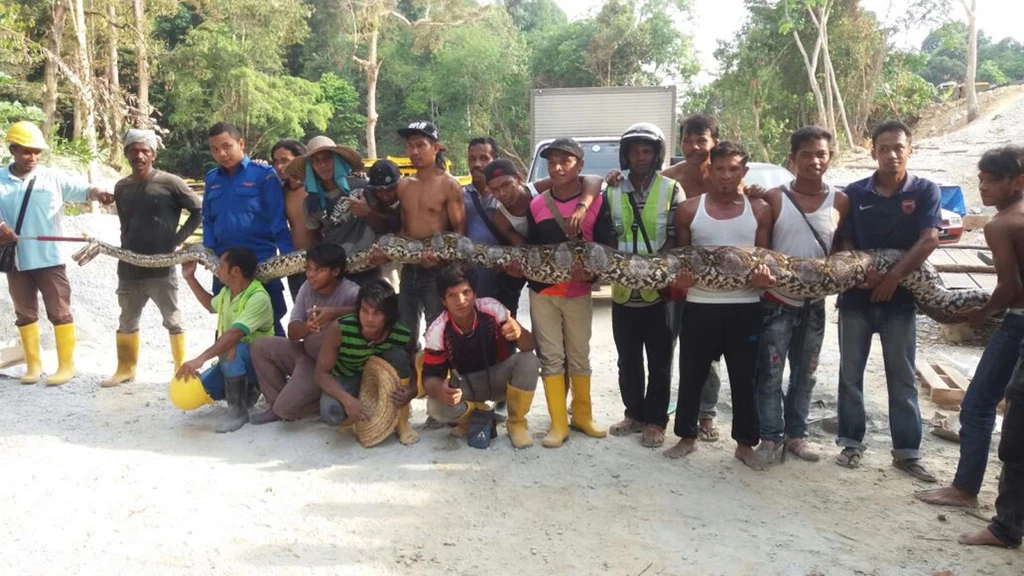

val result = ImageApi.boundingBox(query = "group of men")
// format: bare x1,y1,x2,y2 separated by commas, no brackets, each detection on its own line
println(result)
1,112,1023,549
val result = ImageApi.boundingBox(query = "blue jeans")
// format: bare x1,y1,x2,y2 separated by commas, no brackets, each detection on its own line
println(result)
212,277,287,337
200,342,257,400
837,304,922,460
757,299,826,443
953,313,1024,494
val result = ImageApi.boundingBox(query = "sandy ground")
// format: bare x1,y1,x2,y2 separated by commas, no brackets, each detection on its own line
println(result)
5,94,1024,574
0,212,1020,575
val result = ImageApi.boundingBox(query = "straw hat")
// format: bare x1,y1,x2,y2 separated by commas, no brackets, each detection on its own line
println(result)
283,135,364,181
354,355,402,448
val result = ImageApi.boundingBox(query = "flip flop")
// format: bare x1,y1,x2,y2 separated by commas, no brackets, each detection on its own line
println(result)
698,419,720,442
835,447,863,468
893,458,938,483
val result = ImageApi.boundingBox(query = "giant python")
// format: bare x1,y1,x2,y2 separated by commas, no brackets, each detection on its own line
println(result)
71,233,989,324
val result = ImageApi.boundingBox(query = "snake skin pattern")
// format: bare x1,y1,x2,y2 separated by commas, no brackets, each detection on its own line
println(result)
71,233,989,323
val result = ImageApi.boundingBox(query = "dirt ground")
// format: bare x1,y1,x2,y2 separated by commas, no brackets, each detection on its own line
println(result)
4,95,1024,574
0,213,1020,576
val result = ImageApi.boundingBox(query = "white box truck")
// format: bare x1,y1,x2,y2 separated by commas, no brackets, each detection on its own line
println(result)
528,86,677,181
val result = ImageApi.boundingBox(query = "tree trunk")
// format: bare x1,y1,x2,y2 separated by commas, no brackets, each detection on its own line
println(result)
133,0,151,127
820,22,855,149
364,28,380,159
964,0,979,122
791,27,828,127
42,3,67,137
68,0,98,166
106,3,123,167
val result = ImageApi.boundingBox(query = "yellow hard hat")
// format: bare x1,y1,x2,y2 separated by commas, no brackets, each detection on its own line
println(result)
169,374,214,411
4,121,49,151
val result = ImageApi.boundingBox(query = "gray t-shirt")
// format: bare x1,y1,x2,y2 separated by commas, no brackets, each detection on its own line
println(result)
304,177,376,255
289,278,360,324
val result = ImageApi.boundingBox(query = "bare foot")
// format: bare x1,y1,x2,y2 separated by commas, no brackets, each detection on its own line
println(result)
915,486,979,508
958,528,1012,548
735,445,767,471
249,409,281,425
663,439,697,459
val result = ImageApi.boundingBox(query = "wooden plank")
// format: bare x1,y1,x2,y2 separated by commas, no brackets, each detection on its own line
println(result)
949,250,983,266
934,265,994,274
933,363,968,406
972,274,998,292
916,363,948,393
929,251,957,266
940,273,981,290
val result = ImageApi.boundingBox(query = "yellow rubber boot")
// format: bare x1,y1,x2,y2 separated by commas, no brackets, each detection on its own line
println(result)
17,323,43,384
506,385,536,449
170,332,186,373
396,378,420,445
541,375,570,448
47,323,77,386
102,332,140,387
569,374,606,438
451,402,488,439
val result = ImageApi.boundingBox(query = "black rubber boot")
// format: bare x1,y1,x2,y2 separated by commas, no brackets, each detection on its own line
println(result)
215,375,250,434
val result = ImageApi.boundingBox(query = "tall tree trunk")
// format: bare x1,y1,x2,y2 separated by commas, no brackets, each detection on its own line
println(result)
106,3,123,167
68,0,98,165
42,4,68,137
363,28,380,159
133,0,151,127
963,0,979,122
791,27,827,127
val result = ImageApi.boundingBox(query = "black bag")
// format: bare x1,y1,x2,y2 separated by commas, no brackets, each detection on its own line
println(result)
0,177,36,273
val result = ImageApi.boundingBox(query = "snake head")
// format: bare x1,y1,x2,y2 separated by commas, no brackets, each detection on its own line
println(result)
71,239,102,266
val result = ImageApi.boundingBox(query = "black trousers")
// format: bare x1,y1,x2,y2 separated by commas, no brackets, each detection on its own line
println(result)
674,301,762,445
496,273,527,317
990,346,1024,547
612,301,675,428
287,273,305,301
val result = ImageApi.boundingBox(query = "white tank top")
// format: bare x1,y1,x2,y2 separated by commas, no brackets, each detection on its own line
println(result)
769,183,838,306
497,182,537,237
687,194,760,304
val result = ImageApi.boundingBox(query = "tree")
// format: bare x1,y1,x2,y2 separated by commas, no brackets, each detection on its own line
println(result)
338,0,480,159
67,0,98,162
42,2,66,136
961,0,978,121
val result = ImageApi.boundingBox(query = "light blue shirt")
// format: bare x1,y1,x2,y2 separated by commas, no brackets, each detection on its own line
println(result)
0,164,90,271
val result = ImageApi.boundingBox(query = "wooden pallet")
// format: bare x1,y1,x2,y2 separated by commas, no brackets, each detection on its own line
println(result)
916,362,1006,412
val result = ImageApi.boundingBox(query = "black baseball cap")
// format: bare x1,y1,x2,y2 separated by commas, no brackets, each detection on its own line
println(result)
367,159,401,190
397,121,439,142
483,159,520,182
539,137,584,160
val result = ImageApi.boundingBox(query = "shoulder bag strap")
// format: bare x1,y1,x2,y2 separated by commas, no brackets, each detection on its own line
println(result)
623,190,654,254
541,191,573,240
781,182,830,257
13,177,37,234
469,188,505,244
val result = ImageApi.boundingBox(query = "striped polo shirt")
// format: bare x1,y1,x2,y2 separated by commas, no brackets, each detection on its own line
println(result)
331,314,412,377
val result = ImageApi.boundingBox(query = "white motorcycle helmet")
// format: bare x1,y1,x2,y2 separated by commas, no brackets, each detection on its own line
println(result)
619,122,666,171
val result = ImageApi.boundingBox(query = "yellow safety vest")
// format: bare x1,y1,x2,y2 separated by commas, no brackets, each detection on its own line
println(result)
609,173,675,304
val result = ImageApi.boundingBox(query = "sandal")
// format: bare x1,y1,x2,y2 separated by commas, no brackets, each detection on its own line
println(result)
835,447,863,468
698,418,720,442
610,416,643,437
640,424,666,447
893,458,938,483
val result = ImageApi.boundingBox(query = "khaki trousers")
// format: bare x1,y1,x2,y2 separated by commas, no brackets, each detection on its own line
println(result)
528,290,592,377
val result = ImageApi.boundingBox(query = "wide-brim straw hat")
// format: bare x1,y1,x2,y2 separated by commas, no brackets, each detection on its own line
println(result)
284,135,364,181
353,355,402,448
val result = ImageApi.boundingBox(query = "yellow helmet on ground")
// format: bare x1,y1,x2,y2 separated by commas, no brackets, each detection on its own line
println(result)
4,121,49,151
169,374,214,411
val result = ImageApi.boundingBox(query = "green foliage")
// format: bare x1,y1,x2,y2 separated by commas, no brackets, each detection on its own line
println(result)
977,60,1008,86
317,72,365,147
871,52,938,126
919,21,1023,86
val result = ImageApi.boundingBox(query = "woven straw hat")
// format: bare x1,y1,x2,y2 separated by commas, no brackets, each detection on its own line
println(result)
354,355,402,448
284,135,364,181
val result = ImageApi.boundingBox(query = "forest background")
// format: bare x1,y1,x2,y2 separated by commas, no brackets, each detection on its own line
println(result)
0,0,1021,178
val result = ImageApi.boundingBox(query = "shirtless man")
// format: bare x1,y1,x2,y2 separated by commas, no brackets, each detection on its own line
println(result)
917,146,1024,513
271,139,315,299
394,121,466,343
664,141,774,470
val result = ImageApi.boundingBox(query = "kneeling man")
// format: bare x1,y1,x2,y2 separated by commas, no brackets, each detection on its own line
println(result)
422,265,540,448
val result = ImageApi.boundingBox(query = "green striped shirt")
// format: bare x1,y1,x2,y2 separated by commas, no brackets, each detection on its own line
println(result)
332,314,412,377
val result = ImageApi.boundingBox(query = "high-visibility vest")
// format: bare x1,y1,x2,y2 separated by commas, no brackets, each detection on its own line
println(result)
608,173,675,304
216,280,274,342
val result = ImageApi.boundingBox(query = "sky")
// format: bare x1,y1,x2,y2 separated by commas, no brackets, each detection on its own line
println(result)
552,0,1024,84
